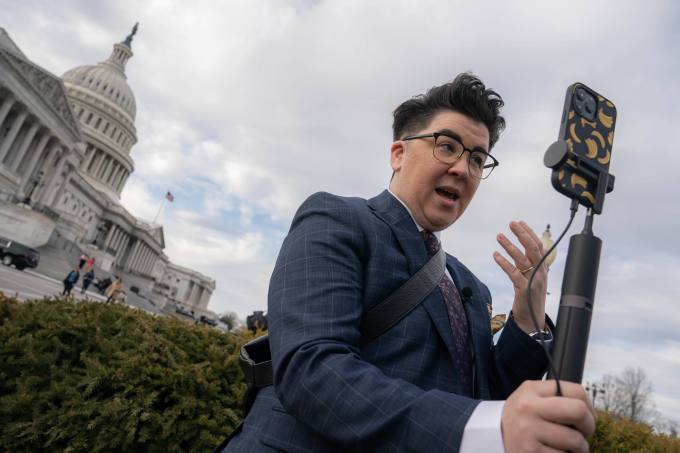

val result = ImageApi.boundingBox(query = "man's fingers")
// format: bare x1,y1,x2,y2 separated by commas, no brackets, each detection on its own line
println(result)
496,233,530,270
539,397,596,438
493,251,524,286
528,379,586,397
529,380,597,432
509,221,543,265
519,220,544,252
535,420,590,453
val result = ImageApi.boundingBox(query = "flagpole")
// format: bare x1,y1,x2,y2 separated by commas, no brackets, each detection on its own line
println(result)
153,196,166,224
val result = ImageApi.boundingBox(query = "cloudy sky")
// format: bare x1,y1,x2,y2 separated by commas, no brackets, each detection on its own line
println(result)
3,0,679,423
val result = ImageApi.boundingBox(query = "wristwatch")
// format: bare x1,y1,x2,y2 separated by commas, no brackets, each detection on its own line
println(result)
528,327,553,342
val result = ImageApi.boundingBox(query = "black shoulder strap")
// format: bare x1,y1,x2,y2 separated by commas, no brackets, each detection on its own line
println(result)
359,246,446,344
239,246,446,392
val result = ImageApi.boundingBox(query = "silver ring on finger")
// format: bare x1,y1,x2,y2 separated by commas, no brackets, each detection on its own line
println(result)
519,265,535,274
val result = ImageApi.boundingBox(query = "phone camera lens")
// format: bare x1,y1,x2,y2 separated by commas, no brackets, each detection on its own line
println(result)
576,89,585,101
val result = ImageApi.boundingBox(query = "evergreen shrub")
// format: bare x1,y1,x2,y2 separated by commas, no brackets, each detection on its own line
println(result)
590,411,680,452
1,294,678,451
0,294,254,452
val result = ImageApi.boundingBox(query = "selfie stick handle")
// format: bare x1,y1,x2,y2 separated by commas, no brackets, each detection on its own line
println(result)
547,212,601,383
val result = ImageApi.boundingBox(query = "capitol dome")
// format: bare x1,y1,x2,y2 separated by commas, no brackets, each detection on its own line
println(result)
62,24,140,200
62,61,137,120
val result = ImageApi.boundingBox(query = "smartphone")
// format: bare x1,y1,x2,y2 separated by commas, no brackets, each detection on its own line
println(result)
550,83,617,211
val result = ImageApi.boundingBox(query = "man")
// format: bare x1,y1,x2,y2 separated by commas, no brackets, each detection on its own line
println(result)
225,73,595,452
81,268,95,294
62,267,80,297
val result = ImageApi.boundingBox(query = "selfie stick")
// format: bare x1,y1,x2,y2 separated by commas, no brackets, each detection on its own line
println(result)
544,140,615,383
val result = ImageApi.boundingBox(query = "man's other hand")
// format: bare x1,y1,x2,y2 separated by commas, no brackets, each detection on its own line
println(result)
493,220,548,333
501,380,596,453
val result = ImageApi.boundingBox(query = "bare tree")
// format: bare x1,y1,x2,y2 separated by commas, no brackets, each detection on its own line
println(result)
219,311,242,331
593,367,657,423
594,373,621,413
617,367,655,422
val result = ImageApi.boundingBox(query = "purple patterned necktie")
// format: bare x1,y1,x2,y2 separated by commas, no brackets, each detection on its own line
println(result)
422,231,472,392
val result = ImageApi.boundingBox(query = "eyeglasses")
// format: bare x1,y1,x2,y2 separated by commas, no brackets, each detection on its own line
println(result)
402,132,499,179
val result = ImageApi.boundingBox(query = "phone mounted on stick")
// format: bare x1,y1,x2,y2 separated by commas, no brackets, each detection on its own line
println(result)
543,82,617,384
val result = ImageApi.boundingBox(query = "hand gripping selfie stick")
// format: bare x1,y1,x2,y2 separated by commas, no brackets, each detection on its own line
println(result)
544,139,615,383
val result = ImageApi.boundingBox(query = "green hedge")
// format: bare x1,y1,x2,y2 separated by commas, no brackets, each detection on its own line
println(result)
1,295,678,452
591,411,680,452
0,294,254,452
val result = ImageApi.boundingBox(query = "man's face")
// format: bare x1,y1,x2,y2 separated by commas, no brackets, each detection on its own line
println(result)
389,110,490,232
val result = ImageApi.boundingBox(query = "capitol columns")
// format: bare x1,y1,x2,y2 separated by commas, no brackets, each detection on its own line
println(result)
142,247,151,274
133,242,146,272
0,94,15,126
116,230,128,253
115,169,127,192
9,121,40,172
19,132,52,193
103,223,116,250
40,147,67,206
137,244,146,272
0,108,28,164
49,154,77,208
148,251,158,275
109,226,123,251
125,240,140,272
93,151,106,178
100,156,113,180
83,144,95,170
137,246,147,273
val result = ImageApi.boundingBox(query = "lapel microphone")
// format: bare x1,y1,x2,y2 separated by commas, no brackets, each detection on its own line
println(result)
461,287,473,301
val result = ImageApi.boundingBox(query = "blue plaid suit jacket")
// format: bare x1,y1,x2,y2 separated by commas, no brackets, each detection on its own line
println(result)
225,190,549,452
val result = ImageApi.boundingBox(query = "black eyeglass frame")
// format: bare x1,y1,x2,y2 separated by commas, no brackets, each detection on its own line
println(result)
401,132,500,180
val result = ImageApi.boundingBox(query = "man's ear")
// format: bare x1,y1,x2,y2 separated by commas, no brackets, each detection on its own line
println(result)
390,140,405,172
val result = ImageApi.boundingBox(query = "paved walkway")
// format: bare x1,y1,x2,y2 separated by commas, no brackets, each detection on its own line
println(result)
0,264,157,315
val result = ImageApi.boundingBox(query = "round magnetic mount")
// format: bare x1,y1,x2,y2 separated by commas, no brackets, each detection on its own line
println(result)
544,140,569,169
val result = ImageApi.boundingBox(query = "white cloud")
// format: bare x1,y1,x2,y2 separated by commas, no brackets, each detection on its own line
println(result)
4,0,680,419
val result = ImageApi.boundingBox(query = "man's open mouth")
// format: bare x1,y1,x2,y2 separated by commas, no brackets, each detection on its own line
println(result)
436,188,460,201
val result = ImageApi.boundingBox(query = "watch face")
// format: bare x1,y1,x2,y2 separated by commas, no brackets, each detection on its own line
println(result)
530,330,553,342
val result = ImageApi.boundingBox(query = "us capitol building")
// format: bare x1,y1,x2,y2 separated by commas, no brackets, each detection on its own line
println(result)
0,25,215,317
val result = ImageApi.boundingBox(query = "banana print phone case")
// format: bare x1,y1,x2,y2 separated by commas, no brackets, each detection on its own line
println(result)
552,83,617,208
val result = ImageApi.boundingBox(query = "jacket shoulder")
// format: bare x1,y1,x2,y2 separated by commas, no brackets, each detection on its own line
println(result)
300,191,369,210
291,192,371,227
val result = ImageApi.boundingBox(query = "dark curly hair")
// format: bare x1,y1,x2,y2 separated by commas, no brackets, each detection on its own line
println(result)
392,73,506,150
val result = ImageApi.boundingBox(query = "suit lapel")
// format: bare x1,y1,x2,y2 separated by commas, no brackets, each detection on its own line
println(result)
367,191,460,361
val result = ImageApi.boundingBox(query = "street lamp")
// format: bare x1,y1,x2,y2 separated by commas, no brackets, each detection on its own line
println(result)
541,224,558,269
585,382,606,407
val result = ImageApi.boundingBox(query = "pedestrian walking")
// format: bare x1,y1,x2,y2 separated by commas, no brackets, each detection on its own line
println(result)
86,256,96,271
62,267,80,296
81,269,95,294
78,253,88,269
105,276,123,304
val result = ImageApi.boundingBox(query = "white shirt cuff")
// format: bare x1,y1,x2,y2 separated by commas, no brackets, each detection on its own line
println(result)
459,400,505,453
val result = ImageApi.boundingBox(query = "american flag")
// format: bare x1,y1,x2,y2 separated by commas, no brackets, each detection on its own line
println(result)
165,191,175,202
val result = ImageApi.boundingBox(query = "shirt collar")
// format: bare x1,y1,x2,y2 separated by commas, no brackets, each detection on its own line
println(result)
387,188,442,240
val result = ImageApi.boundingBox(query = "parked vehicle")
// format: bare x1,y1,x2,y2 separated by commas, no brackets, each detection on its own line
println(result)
199,315,218,327
175,305,195,319
0,236,40,271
